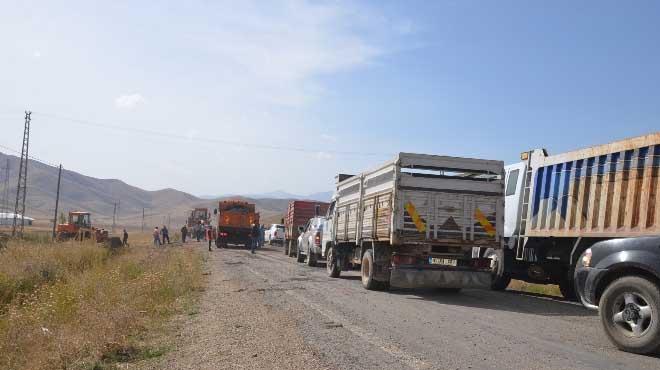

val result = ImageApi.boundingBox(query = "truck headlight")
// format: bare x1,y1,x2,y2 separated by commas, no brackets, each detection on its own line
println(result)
581,248,592,267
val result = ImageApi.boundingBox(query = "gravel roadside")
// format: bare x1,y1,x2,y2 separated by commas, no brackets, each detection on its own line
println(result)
135,246,332,370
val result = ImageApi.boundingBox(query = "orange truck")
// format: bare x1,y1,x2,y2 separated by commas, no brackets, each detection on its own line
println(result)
214,200,259,248
56,211,108,242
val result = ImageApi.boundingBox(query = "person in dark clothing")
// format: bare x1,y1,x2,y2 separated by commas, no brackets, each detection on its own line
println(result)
181,225,188,243
162,226,170,244
122,229,129,246
250,223,259,254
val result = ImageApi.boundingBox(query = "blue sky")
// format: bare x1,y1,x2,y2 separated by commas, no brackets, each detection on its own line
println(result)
1,1,658,196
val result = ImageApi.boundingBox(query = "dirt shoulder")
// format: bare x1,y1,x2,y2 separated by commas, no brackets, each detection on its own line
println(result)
135,246,331,370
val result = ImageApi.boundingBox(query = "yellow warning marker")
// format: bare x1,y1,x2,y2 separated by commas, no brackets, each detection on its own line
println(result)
475,208,496,237
405,201,426,233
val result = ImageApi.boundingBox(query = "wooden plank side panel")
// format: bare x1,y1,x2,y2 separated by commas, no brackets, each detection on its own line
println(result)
638,146,653,229
589,155,607,231
623,149,641,229
375,194,392,239
556,161,572,230
603,152,620,230
568,160,583,230
525,135,660,237
648,145,660,231
361,197,375,240
578,158,595,230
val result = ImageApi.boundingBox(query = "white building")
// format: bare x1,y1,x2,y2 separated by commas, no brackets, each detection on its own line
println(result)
0,212,34,226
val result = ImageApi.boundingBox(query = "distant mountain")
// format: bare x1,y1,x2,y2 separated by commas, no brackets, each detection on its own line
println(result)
202,190,333,202
0,152,304,229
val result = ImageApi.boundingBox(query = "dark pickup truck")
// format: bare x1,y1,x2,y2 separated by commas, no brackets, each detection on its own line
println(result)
575,236,660,354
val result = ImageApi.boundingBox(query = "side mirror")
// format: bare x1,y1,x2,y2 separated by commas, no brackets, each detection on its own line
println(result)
297,226,305,233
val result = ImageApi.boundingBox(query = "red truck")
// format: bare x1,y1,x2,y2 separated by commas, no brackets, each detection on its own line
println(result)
284,200,329,257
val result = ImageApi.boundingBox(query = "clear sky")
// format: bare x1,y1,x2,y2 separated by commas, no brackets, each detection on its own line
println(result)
1,0,659,196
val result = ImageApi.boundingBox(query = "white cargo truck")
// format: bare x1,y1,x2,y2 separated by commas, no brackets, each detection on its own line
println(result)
322,153,505,291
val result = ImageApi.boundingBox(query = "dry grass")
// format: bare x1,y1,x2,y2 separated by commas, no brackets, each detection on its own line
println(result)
508,279,562,297
0,233,204,370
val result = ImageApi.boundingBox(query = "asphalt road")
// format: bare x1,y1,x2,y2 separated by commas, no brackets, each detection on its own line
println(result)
198,246,660,370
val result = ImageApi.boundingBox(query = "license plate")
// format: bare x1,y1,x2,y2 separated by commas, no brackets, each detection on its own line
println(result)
429,257,457,267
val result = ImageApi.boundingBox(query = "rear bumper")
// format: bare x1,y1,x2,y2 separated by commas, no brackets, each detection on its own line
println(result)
389,267,492,289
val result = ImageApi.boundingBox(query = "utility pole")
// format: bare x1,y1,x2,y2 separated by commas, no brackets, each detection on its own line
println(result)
142,207,145,233
112,202,117,233
12,111,30,237
52,164,62,240
1,159,9,225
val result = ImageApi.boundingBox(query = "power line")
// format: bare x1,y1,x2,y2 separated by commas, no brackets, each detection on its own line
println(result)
0,143,59,168
32,111,391,157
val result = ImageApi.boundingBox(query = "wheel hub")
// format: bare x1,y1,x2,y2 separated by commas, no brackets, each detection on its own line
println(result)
622,303,641,323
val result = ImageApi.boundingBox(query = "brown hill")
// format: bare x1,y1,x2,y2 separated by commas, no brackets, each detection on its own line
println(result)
0,152,292,230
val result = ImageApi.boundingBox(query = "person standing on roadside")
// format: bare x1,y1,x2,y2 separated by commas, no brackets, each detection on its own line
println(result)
205,226,215,251
122,229,129,246
153,227,161,246
258,224,265,248
162,225,170,244
181,225,188,243
250,223,259,254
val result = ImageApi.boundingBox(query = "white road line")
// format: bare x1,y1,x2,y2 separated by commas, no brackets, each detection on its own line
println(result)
244,263,431,370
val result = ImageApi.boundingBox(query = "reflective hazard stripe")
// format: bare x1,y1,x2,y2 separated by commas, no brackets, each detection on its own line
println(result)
474,208,496,237
405,201,426,233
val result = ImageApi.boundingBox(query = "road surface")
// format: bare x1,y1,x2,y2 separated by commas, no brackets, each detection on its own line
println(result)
142,246,660,370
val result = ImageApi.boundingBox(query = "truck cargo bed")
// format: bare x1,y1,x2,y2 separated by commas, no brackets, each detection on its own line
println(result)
334,153,504,249
526,132,660,238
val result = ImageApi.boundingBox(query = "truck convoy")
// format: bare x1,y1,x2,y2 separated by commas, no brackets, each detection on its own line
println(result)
284,200,329,257
497,132,660,299
214,200,259,248
322,152,504,291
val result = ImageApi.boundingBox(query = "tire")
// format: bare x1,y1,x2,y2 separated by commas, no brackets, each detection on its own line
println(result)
437,288,462,293
306,250,317,267
559,277,577,301
327,247,341,278
361,249,388,290
484,249,511,291
599,276,660,354
296,243,305,263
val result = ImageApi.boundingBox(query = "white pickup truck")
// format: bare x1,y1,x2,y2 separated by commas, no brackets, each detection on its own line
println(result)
322,152,505,291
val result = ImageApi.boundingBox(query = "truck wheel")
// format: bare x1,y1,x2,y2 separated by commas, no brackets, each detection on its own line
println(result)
327,247,341,278
296,244,305,263
559,278,577,301
599,276,660,354
484,249,511,291
437,288,462,293
306,250,317,267
361,250,388,290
